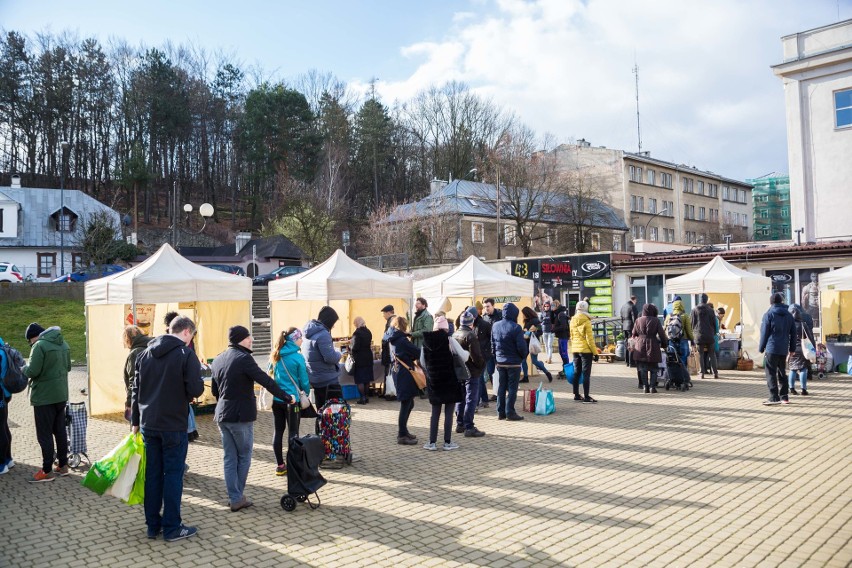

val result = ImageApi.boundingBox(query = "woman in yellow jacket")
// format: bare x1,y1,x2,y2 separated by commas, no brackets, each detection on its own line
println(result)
569,301,598,403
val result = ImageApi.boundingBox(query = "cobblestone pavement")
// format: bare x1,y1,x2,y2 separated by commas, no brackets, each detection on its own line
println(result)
1,361,850,567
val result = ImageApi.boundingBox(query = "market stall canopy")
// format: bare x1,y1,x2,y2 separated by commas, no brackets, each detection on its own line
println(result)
819,263,852,291
85,243,252,304
268,249,413,301
819,262,852,335
413,255,534,299
665,255,771,362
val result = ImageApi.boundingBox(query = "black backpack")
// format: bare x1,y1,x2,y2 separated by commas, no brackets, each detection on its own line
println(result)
1,343,28,394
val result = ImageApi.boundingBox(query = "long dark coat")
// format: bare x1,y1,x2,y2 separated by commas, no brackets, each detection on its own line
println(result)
631,304,668,364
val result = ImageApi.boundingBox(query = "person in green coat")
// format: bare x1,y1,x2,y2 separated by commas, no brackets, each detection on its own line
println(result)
410,298,434,349
22,323,71,482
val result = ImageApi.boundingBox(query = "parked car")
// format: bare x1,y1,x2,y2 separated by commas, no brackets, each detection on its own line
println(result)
53,264,126,283
202,264,246,276
252,265,308,285
0,262,23,283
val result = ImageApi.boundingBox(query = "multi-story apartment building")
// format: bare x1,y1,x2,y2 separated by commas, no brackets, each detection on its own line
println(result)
748,173,791,242
553,141,753,251
772,19,852,243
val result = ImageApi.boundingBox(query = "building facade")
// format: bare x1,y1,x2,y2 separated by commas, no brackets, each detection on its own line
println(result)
552,141,753,251
772,19,852,243
748,173,791,241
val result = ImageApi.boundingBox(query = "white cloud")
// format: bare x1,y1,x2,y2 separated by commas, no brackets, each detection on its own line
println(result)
371,0,846,180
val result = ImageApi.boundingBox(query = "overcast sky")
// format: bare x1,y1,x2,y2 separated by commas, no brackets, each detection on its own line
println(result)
2,0,850,181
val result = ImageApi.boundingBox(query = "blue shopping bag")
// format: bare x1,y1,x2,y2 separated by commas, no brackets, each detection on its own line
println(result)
563,362,582,385
534,383,555,415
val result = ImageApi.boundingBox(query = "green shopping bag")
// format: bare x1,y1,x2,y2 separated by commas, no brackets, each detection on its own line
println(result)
81,433,138,496
126,435,146,505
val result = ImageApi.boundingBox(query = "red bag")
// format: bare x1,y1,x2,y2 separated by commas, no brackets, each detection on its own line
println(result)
522,389,537,413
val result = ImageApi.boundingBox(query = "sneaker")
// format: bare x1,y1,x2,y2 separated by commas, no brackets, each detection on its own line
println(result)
397,435,417,445
574,395,583,402
53,464,70,477
781,398,791,405
164,525,198,542
519,377,529,383
230,497,253,512
443,442,459,451
0,464,8,476
455,424,465,434
582,397,598,404
423,442,438,451
790,388,798,395
403,433,418,441
651,388,658,393
506,414,524,421
29,469,55,483
497,414,506,420
5,459,14,469
480,402,489,408
644,386,651,394
762,399,781,406
275,464,287,476
489,395,497,402
801,389,809,396
188,431,199,442
356,398,367,405
464,428,485,438
146,527,162,540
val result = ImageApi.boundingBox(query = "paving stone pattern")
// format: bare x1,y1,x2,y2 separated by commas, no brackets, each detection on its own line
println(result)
1,362,850,567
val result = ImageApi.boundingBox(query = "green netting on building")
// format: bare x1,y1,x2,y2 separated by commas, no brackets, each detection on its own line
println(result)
747,174,790,241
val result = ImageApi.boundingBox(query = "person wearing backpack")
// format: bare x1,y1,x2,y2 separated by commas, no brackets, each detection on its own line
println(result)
0,337,17,475
22,323,71,482
453,310,485,438
666,299,693,367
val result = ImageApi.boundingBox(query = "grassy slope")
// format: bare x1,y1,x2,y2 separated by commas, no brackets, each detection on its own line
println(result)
0,298,87,364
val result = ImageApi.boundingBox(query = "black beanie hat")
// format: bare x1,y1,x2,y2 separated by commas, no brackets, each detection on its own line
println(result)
26,322,45,340
317,306,339,330
771,292,784,304
228,325,251,345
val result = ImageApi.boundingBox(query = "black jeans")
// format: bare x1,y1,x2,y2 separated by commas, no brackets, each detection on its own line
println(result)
429,403,454,444
33,402,68,472
271,401,300,465
572,353,593,399
699,344,718,376
637,363,656,388
398,398,414,437
0,401,11,466
764,353,789,401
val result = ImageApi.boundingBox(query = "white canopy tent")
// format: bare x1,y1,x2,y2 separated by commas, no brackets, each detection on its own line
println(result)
819,262,852,336
413,255,534,322
268,249,413,339
665,255,771,359
85,243,252,416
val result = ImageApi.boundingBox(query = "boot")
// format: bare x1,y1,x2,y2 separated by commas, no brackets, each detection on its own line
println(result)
644,386,650,394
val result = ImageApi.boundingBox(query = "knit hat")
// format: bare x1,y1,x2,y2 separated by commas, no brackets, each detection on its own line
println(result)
228,325,251,345
26,322,45,340
576,301,590,314
317,306,339,330
460,310,475,327
434,315,449,331
771,292,784,304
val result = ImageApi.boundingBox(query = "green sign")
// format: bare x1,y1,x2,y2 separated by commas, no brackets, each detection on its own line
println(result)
592,287,612,296
585,279,612,288
589,296,611,305
589,304,613,315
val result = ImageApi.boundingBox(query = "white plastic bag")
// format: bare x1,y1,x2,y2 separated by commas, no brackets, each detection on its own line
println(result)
384,369,397,397
529,334,542,355
106,451,141,501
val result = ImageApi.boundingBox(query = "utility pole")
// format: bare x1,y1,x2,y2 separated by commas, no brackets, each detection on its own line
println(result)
59,141,69,276
496,167,501,260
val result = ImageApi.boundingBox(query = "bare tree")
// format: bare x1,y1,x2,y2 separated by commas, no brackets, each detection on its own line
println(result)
555,167,611,253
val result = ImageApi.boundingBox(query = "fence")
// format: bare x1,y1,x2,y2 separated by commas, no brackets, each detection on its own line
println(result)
0,282,84,303
357,253,410,271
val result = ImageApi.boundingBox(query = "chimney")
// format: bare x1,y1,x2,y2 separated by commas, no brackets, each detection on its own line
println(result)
577,139,591,148
430,178,448,195
10,175,21,188
235,231,252,254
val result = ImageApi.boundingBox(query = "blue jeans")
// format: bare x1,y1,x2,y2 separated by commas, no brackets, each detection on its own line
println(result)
676,339,690,364
141,429,188,537
558,338,570,365
218,421,254,504
456,378,481,430
789,368,808,390
485,356,496,381
530,353,549,376
542,332,555,360
479,371,489,403
496,366,521,417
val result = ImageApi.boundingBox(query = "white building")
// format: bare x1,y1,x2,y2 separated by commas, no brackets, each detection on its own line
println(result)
772,19,852,243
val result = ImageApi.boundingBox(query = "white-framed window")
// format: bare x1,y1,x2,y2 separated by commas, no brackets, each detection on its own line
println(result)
471,222,484,243
684,204,695,220
546,227,557,246
649,198,657,214
708,183,718,197
682,177,694,193
613,234,622,251
741,213,749,228
663,200,674,216
665,228,675,242
631,225,646,239
649,226,658,241
725,210,732,224
722,186,731,200
631,195,644,212
629,165,642,182
699,207,706,221
591,232,600,251
835,88,852,128
660,172,672,188
503,224,516,246
737,188,747,204
646,169,655,185
697,181,704,195
685,231,697,244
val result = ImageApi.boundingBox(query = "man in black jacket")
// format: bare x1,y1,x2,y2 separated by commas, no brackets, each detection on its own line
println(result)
552,302,570,368
211,325,291,512
691,294,719,379
453,310,486,438
132,316,204,542
620,296,638,367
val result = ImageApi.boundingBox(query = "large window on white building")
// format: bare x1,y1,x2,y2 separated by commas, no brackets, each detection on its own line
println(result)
835,88,852,128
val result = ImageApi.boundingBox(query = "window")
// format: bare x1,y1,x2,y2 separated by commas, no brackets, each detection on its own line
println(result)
629,165,642,182
682,177,694,193
665,228,675,242
699,207,706,221
546,228,557,246
697,181,704,195
708,183,718,198
663,200,674,216
646,169,655,185
632,225,646,239
684,204,695,220
660,172,673,188
781,207,789,217
648,198,657,214
613,234,622,251
503,225,516,246
37,253,56,278
835,88,852,128
649,226,658,241
722,186,731,201
471,222,484,243
630,195,644,212
685,231,697,244
741,213,749,228
590,232,600,251
72,254,85,271
737,188,747,204
725,210,732,224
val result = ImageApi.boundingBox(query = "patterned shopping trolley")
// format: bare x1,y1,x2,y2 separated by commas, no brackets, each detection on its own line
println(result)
65,402,90,468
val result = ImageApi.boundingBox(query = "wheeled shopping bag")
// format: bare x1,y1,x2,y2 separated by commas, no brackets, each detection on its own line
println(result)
280,434,327,512
65,402,90,468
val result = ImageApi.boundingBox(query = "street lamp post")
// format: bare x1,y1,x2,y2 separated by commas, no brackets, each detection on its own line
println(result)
642,207,668,240
59,141,69,276
496,167,501,260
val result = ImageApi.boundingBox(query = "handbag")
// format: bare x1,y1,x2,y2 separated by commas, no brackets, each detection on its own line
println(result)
737,350,754,371
528,334,542,355
452,351,470,383
344,355,355,375
280,361,315,413
534,383,555,415
563,361,577,384
395,355,427,389
522,388,537,412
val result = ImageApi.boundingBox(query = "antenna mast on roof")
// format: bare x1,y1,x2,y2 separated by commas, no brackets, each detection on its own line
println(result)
633,56,642,153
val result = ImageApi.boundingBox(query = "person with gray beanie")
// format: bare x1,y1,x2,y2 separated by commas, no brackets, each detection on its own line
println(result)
453,310,485,438
758,293,797,405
